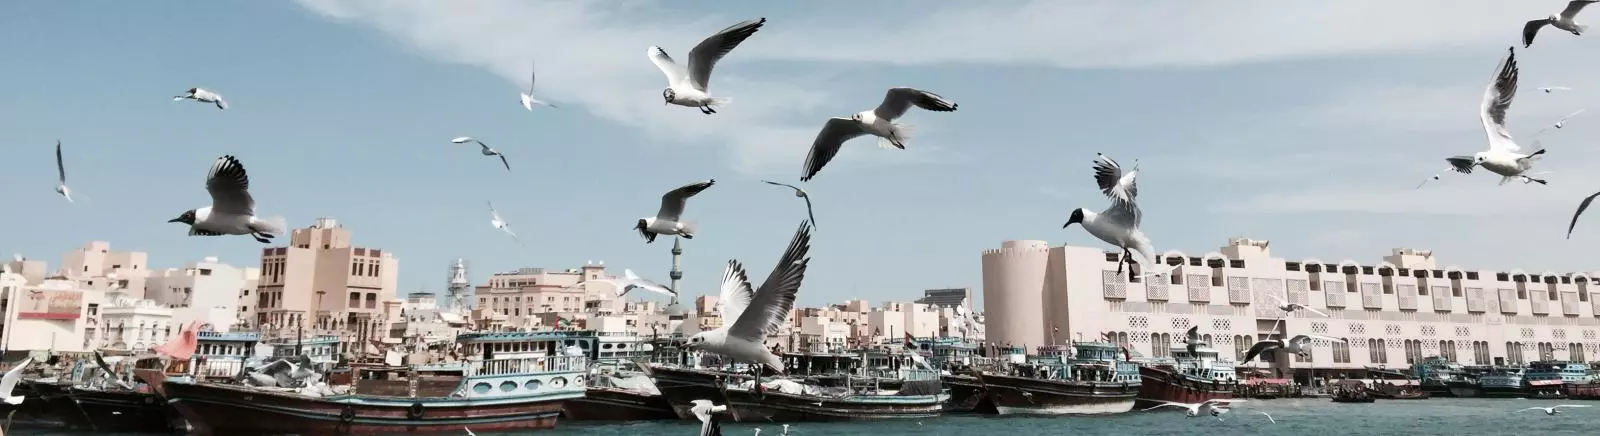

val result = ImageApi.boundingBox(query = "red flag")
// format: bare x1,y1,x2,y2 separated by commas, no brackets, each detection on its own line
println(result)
154,321,200,361
904,332,915,348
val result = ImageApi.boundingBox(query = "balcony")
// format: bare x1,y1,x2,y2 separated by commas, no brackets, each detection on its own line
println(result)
469,355,587,377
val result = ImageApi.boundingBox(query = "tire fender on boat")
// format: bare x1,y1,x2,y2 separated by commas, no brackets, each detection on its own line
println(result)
407,402,426,420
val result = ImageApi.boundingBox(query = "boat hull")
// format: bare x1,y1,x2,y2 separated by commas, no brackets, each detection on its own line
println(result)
941,375,996,414
978,373,1138,415
30,382,93,430
1133,366,1234,410
721,387,946,422
69,387,179,433
1566,383,1600,400
1419,382,1454,398
562,387,676,421
641,366,737,421
1478,385,1526,398
162,381,570,435
1444,381,1481,398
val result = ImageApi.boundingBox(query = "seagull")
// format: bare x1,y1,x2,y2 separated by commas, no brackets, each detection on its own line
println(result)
1,358,32,405
562,269,675,299
1142,399,1244,419
650,18,766,115
487,201,520,243
1532,109,1587,137
53,140,72,203
690,399,728,436
760,180,817,229
449,137,511,171
1258,411,1276,423
173,87,228,110
1210,406,1233,421
464,427,476,436
1445,47,1548,186
1242,334,1349,363
635,179,715,243
1523,1,1600,47
780,424,790,436
799,87,959,181
1517,404,1592,415
1063,153,1167,277
684,221,813,373
1261,293,1329,317
519,59,557,110
1566,190,1600,239
167,155,287,244
1182,326,1209,355
1415,174,1441,189
1540,86,1573,93
91,352,133,390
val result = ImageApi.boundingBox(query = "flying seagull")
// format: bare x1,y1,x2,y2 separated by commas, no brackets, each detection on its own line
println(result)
1182,326,1209,355
173,87,228,110
1565,191,1600,239
1415,174,1441,189
1241,334,1348,363
54,140,72,203
520,59,557,110
1063,153,1167,277
449,137,511,171
562,269,676,299
685,221,813,373
1261,293,1329,317
487,201,520,243
635,179,714,243
1,357,31,405
1258,411,1276,423
799,87,959,181
650,18,766,114
1517,404,1592,415
690,399,727,436
1142,399,1244,419
1445,47,1548,186
167,155,287,244
1532,108,1587,137
91,351,133,390
760,180,817,229
1540,86,1573,93
1523,1,1599,47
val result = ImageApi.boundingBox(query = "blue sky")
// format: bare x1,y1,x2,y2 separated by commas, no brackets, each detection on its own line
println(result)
6,1,1600,310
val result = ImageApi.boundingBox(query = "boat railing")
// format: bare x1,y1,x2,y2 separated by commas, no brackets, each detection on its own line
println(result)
467,355,588,377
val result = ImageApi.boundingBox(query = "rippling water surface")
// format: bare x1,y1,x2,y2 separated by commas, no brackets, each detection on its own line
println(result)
17,398,1599,436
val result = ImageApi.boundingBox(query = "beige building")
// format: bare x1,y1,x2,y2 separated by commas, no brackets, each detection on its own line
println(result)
983,237,1600,374
145,256,259,332
60,241,151,296
474,262,629,326
253,218,398,347
0,273,104,354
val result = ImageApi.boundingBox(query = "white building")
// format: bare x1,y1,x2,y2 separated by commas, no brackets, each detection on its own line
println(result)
99,292,175,352
145,256,259,333
1,273,104,353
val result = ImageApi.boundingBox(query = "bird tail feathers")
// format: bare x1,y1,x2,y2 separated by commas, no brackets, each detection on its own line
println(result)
680,220,699,237
707,97,733,108
878,122,915,149
253,216,288,236
1579,24,1591,33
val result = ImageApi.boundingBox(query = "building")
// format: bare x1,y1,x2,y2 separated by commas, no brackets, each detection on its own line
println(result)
145,256,259,332
982,237,1600,377
917,288,973,313
59,241,151,297
0,273,103,354
253,217,399,349
99,292,175,351
474,262,634,327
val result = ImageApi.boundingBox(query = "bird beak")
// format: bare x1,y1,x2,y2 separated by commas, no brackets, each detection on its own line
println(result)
167,218,184,223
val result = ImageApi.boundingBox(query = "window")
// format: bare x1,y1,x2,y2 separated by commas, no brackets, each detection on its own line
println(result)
199,268,212,276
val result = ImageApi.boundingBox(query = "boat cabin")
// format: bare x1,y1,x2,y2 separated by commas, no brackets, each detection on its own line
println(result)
1524,361,1598,386
1160,345,1236,382
1018,342,1140,384
193,330,263,379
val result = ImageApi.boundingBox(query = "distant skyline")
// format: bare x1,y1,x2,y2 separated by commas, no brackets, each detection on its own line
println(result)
8,2,1600,310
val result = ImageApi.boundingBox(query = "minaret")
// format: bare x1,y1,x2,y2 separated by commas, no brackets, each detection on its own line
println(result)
665,237,688,332
447,258,471,313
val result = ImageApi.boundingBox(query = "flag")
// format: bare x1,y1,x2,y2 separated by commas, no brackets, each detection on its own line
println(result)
903,332,915,348
153,321,200,361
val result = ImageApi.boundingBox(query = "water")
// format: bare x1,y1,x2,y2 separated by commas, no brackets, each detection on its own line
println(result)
13,399,1599,435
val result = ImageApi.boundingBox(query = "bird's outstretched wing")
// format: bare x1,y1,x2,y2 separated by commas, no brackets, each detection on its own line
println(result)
1480,46,1521,152
1562,1,1599,20
205,155,257,215
685,18,766,92
1242,341,1280,363
1524,19,1553,48
1446,156,1477,174
657,179,715,221
1093,153,1141,228
873,87,958,121
55,140,66,184
648,46,688,87
800,117,869,182
1568,191,1600,239
728,221,812,342
1140,402,1192,412
497,154,511,171
716,260,754,321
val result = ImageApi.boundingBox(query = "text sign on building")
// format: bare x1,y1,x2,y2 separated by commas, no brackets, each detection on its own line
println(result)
17,289,84,320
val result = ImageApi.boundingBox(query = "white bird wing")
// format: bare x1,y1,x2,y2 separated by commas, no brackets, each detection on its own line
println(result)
727,221,813,342
1093,153,1141,228
648,46,689,88
487,201,504,224
206,155,256,215
0,357,32,401
450,136,475,144
623,269,676,297
1554,404,1594,409
1515,407,1547,412
684,18,766,92
1300,305,1330,317
1562,1,1599,20
717,260,755,321
657,179,715,222
1480,46,1521,153
1141,402,1197,412
464,426,477,436
527,59,539,93
55,140,66,184
1262,292,1287,305
1258,411,1276,423
689,399,715,422
800,117,870,182
872,87,959,121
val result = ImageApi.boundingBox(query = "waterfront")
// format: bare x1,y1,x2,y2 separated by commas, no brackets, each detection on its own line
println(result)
12,398,1597,436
